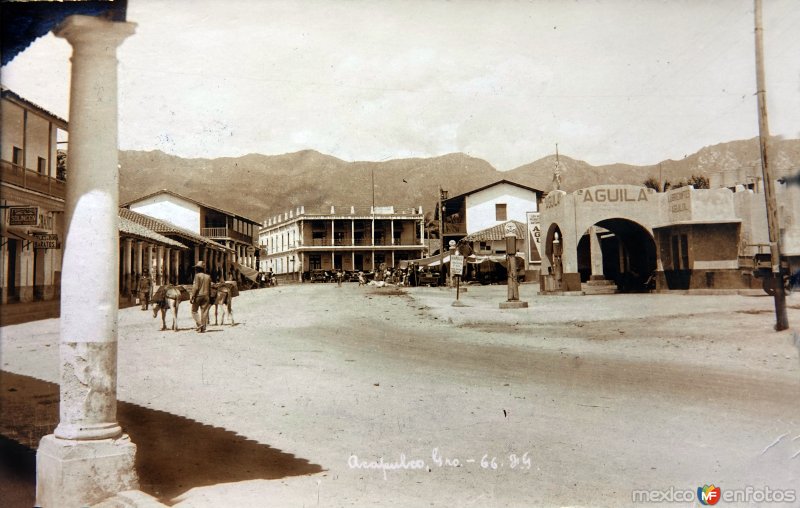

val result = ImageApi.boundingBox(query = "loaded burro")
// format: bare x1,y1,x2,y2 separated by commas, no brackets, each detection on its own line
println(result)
149,260,238,332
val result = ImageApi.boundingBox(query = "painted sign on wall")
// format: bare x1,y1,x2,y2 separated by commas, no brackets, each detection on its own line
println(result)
526,211,542,262
667,187,692,221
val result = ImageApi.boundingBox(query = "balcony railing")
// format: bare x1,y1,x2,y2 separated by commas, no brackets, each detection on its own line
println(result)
443,221,466,233
201,227,254,243
1,160,66,199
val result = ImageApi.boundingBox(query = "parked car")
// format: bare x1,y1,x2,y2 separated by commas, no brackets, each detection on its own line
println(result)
310,269,331,283
418,270,440,287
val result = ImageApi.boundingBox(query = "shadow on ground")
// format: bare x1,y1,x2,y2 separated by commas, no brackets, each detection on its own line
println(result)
0,370,323,505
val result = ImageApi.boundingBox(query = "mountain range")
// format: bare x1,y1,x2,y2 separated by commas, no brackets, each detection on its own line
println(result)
119,137,800,223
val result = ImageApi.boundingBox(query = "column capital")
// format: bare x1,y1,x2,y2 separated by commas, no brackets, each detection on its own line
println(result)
55,15,136,54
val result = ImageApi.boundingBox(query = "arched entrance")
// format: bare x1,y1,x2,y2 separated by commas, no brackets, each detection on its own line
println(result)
541,223,566,290
576,218,656,292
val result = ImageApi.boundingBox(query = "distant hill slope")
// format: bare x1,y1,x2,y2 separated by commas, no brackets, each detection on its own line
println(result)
119,137,799,223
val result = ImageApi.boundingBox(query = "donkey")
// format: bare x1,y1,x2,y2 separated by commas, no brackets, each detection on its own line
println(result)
152,285,187,331
212,282,235,326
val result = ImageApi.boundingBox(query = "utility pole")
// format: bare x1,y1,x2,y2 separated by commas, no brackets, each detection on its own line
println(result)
754,0,789,330
438,186,445,284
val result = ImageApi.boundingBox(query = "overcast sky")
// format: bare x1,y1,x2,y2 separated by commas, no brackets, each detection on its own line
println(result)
2,0,799,170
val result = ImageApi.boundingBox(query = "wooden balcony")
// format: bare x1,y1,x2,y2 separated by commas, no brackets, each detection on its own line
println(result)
0,160,66,200
201,226,254,244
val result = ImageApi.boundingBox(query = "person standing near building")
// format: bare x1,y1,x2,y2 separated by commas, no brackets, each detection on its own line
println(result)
190,261,212,333
137,269,152,311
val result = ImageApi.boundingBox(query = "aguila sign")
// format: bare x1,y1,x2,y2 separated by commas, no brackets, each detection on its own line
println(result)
581,186,649,203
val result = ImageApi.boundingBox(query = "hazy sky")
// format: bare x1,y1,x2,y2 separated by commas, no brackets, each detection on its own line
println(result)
2,0,799,170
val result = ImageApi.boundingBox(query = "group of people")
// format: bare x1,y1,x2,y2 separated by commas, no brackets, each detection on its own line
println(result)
134,261,219,333
256,270,276,287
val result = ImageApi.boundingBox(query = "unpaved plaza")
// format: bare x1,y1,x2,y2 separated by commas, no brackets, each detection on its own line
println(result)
2,283,799,506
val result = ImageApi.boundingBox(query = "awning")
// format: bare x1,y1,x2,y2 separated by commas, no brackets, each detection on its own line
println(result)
234,262,260,283
0,226,38,245
402,252,525,268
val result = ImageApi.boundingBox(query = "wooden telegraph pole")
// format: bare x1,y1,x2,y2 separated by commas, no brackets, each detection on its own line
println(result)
754,0,789,330
438,186,446,284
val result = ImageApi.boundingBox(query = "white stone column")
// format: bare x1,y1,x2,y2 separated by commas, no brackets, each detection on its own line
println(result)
589,226,605,281
194,244,200,264
156,245,164,285
165,247,172,284
173,249,181,283
146,243,154,275
38,15,137,508
123,238,132,294
135,240,143,275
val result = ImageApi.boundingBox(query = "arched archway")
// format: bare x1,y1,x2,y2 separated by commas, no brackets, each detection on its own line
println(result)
576,218,656,292
543,223,563,267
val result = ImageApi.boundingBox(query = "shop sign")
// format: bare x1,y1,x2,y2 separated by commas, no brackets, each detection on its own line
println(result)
8,206,39,226
33,233,59,249
450,255,464,276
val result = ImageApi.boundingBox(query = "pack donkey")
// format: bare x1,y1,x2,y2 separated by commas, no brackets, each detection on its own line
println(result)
152,285,190,331
211,282,237,326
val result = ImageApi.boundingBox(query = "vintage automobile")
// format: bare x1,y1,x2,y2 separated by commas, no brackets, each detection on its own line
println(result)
309,269,331,283
418,270,440,287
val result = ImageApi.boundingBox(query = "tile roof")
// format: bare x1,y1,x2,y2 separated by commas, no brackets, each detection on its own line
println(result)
463,220,527,242
119,208,232,251
118,215,186,249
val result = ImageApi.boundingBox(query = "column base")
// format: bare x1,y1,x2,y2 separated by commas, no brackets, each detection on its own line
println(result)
37,434,138,508
499,300,529,309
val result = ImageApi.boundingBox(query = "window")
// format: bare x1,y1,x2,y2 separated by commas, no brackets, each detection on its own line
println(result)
495,203,507,221
670,232,690,269
38,157,47,175
12,146,23,166
310,255,322,270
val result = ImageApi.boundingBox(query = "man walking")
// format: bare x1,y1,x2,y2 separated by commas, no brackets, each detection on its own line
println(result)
190,261,212,333
137,269,152,310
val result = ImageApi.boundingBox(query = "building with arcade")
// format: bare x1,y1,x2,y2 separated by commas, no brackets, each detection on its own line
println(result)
538,181,800,294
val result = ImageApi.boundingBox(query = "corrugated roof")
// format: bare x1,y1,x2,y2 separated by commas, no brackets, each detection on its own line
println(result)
463,220,527,242
119,208,232,251
118,215,186,249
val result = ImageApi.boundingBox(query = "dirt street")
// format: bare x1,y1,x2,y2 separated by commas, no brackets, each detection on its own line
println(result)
1,283,799,507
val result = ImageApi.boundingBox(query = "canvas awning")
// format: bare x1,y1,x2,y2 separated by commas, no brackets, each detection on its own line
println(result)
1,226,39,247
234,262,260,283
401,252,525,268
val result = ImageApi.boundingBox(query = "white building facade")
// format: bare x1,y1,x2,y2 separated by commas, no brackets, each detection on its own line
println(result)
123,189,261,274
0,88,68,303
260,205,425,280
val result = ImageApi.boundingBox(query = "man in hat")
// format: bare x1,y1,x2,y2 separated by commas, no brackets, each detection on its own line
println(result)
137,269,153,310
190,260,212,332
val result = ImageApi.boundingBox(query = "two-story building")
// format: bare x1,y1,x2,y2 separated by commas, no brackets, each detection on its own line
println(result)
122,190,261,282
440,179,544,266
260,205,425,280
1,88,68,303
